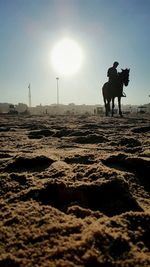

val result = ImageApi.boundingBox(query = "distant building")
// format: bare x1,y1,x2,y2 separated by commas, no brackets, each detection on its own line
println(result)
16,103,28,113
28,104,104,116
0,103,10,113
143,103,150,113
137,104,150,114
0,103,28,114
0,102,149,115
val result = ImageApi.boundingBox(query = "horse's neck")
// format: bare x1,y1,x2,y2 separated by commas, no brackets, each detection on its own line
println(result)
118,74,125,85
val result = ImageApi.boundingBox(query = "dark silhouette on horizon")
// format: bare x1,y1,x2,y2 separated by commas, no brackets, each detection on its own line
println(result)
102,66,130,117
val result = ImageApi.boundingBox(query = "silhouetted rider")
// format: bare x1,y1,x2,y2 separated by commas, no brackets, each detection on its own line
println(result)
107,61,126,97
107,61,119,84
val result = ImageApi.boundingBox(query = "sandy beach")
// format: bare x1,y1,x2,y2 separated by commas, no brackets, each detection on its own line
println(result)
0,114,150,267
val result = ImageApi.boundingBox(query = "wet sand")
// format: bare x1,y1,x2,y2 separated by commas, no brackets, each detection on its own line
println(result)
0,114,150,266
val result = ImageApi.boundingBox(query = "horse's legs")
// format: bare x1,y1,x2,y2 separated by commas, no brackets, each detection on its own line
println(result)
111,98,115,117
105,100,111,116
107,100,111,113
104,98,110,116
118,97,123,117
103,98,107,116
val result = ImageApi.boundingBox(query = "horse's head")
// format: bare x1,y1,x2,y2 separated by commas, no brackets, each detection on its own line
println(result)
120,68,130,86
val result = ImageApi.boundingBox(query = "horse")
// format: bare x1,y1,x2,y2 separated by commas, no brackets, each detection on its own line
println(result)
102,68,130,117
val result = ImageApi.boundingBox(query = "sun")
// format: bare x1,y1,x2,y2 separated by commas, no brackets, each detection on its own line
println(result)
50,38,83,76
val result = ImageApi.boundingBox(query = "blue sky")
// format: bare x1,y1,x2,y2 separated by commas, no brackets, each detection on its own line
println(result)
0,0,150,106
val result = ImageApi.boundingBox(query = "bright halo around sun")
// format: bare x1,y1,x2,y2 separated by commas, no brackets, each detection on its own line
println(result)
50,38,83,76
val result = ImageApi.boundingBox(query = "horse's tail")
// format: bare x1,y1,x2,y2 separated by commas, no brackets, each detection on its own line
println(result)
102,82,108,105
102,82,111,115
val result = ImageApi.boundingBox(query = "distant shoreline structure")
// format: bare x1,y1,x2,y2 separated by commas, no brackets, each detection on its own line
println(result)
0,102,150,115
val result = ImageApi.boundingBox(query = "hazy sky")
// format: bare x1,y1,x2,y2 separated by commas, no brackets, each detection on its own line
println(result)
0,0,150,106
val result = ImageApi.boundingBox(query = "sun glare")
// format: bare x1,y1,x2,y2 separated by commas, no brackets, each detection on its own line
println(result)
50,38,83,76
